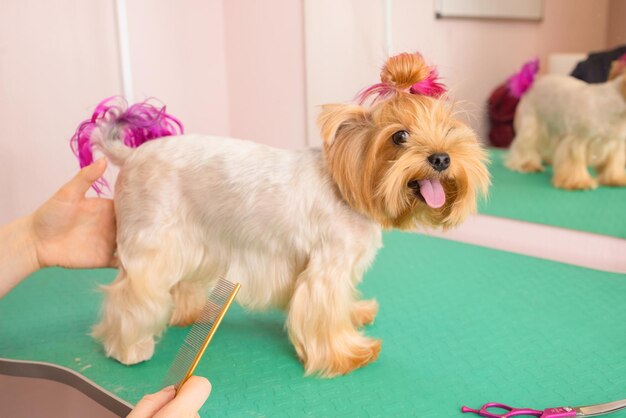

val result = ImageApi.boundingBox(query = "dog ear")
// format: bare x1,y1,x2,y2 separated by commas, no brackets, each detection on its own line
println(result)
318,104,370,146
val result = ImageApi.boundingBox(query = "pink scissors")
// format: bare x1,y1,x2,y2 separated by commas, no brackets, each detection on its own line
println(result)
461,399,626,417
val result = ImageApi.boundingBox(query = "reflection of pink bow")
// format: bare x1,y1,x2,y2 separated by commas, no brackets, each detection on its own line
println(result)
409,68,446,97
507,58,539,99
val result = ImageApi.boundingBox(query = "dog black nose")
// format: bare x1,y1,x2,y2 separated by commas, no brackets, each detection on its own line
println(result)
427,153,450,172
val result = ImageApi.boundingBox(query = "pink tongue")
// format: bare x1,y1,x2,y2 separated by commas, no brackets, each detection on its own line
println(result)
418,179,446,208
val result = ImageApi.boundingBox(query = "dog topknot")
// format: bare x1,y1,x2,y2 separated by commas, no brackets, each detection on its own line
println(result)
380,52,431,90
356,52,446,104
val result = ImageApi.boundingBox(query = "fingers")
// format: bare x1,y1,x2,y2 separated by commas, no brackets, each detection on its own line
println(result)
61,158,108,199
127,386,176,418
126,377,211,418
154,376,212,418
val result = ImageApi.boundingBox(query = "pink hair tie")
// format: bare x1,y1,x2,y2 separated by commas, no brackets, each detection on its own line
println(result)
355,82,394,105
355,53,447,104
409,68,446,98
356,69,447,104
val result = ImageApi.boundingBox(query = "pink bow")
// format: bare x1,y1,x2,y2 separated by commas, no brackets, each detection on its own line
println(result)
356,68,447,104
409,68,446,98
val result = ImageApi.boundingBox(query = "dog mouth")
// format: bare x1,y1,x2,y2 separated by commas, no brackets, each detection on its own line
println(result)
408,179,446,208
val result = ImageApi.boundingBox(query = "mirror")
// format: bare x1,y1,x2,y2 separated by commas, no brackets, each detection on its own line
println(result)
304,0,626,252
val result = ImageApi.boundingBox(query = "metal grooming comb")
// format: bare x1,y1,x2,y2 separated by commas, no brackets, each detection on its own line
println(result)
162,278,240,391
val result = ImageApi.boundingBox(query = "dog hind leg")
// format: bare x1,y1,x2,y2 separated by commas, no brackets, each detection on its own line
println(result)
92,259,174,365
597,139,626,186
93,226,204,364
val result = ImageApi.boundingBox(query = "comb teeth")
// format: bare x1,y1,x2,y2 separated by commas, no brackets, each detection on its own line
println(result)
162,278,239,389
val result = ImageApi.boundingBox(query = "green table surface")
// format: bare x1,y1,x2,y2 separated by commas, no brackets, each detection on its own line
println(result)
1,232,626,417
480,148,626,238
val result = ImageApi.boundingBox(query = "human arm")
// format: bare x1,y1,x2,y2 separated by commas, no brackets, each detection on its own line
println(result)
0,158,116,297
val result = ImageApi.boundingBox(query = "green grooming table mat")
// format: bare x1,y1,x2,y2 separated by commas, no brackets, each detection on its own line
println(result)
480,148,626,238
1,232,626,417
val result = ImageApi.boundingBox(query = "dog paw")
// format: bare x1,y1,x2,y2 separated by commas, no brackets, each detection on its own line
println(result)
303,336,382,378
100,337,155,365
552,175,598,190
351,299,379,327
598,174,626,187
505,159,543,173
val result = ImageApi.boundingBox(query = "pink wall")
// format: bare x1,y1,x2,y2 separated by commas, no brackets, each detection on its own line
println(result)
0,0,121,224
607,0,626,48
127,0,230,136
224,0,307,149
127,0,308,148
304,0,388,145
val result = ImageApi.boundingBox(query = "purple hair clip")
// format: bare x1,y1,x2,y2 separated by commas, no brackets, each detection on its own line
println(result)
507,58,540,99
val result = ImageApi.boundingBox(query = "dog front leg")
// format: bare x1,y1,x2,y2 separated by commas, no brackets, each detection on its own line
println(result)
286,256,381,377
552,135,598,190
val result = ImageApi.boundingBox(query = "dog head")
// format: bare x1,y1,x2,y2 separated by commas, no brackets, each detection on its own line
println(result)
318,52,489,229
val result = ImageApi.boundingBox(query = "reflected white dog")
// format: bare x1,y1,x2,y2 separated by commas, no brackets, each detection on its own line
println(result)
506,64,626,190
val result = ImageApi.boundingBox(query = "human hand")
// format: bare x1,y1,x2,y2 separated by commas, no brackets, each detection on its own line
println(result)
29,158,117,269
127,376,212,418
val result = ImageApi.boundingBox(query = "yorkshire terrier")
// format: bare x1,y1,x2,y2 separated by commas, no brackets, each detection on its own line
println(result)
506,56,626,190
72,52,489,377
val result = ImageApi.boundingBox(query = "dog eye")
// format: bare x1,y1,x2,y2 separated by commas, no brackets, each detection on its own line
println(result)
392,130,409,145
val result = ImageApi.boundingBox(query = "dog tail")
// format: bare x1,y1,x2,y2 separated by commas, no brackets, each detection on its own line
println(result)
70,96,184,193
